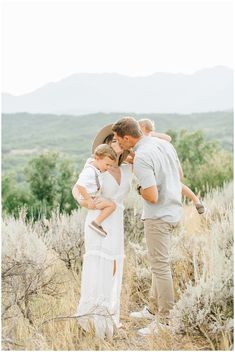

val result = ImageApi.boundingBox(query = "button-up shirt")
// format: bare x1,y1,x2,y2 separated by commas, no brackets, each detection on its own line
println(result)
133,136,182,223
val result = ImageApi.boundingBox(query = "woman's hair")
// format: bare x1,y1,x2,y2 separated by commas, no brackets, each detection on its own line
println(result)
103,133,130,166
138,118,155,132
112,116,142,138
94,144,117,161
103,133,114,145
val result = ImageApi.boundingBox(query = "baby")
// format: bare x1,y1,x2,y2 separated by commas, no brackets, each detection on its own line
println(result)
72,144,117,236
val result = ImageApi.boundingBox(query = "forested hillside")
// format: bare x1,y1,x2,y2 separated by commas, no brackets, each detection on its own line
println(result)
2,111,233,177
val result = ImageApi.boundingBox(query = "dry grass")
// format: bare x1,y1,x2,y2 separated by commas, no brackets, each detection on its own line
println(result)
2,183,233,350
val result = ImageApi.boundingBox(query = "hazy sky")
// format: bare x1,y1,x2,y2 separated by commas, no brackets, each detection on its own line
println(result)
2,0,233,95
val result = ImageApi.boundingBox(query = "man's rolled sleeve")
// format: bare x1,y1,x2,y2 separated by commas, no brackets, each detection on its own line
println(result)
133,156,156,189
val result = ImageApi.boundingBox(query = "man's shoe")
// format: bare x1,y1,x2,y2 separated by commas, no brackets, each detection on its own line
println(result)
129,306,155,320
89,221,107,236
137,320,170,336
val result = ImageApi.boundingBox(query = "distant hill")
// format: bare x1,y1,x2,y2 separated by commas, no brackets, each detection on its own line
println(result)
2,111,233,179
2,66,233,114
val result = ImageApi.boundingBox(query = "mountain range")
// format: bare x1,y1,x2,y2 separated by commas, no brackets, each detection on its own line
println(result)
2,66,233,114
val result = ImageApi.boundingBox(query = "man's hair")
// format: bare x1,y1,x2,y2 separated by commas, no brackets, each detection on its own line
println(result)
112,116,143,138
138,118,155,132
94,144,117,161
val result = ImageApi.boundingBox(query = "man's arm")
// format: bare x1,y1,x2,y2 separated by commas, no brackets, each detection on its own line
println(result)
139,185,158,204
167,142,184,180
178,161,184,180
134,155,158,204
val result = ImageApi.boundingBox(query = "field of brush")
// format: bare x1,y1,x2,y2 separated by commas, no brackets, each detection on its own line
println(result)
2,182,233,350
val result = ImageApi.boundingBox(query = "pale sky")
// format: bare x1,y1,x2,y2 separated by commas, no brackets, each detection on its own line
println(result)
1,0,233,95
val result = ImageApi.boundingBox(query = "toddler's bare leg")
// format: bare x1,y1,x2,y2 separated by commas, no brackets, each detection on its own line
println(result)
78,199,88,207
182,183,199,203
94,199,116,225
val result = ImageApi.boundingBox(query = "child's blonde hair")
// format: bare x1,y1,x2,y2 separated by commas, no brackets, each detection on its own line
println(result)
94,144,117,161
138,118,155,132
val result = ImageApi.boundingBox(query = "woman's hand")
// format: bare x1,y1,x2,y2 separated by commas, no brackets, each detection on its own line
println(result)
126,155,134,164
126,150,135,164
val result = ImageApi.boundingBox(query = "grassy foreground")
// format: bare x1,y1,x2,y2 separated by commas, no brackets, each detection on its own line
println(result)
2,183,233,350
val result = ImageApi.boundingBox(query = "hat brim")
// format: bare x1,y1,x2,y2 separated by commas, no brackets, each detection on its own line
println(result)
91,124,114,153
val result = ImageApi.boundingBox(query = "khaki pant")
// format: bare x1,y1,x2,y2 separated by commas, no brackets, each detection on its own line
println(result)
144,218,178,321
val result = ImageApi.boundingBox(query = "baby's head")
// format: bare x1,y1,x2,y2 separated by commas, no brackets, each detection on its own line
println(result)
138,119,155,136
94,144,117,172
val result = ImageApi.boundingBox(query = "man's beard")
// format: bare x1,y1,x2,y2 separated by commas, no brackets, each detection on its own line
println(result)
121,142,133,151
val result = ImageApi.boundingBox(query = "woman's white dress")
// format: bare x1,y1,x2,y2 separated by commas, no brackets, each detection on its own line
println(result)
76,163,132,338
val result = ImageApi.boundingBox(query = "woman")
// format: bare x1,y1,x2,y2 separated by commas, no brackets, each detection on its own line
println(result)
72,124,132,338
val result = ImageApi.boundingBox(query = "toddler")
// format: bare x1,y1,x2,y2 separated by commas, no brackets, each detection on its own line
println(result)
72,144,117,236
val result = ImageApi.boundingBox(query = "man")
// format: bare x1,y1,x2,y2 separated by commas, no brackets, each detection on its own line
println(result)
112,116,183,336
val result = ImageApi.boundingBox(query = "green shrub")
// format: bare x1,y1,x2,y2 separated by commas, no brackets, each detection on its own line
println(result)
2,152,78,220
2,175,32,217
167,129,233,196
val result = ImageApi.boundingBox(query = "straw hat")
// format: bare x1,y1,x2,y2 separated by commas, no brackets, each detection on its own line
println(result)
91,124,114,153
91,123,130,164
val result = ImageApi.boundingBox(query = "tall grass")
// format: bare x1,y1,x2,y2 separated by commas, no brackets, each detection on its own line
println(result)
1,183,233,350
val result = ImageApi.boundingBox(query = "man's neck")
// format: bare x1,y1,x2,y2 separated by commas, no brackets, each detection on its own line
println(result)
131,136,143,148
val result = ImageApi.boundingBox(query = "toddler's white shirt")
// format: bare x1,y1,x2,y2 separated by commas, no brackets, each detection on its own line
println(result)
76,158,101,195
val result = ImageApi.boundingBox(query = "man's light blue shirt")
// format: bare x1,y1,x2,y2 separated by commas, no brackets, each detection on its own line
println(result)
133,136,182,223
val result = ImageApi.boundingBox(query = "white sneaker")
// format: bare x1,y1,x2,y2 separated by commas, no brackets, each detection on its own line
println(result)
129,306,154,320
137,320,170,336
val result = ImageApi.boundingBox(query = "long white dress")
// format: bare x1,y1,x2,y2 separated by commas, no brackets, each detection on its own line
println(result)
76,163,132,338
